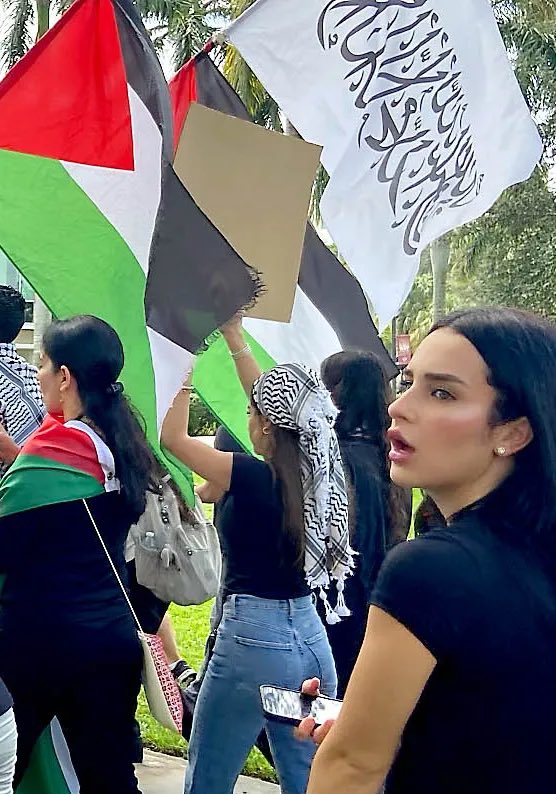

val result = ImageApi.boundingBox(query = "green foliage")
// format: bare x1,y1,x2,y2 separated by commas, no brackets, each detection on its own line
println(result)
136,600,277,782
451,167,556,319
188,393,218,437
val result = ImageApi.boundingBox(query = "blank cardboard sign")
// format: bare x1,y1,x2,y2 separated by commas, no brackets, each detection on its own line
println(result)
174,102,322,322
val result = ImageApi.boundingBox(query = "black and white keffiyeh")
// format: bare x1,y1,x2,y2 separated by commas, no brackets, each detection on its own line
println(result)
252,363,355,623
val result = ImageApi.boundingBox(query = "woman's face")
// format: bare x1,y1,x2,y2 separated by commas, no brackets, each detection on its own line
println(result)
388,327,516,516
38,353,63,414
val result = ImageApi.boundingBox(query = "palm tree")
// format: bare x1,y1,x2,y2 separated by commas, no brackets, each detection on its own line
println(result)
134,0,228,71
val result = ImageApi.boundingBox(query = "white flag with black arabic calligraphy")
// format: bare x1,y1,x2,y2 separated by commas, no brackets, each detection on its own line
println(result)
226,0,543,327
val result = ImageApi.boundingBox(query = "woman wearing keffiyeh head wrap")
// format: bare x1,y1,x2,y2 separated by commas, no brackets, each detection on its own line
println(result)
162,315,340,794
252,363,355,622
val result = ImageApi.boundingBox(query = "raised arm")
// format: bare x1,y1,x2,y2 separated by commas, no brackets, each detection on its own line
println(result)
161,371,233,491
220,314,262,400
306,606,436,794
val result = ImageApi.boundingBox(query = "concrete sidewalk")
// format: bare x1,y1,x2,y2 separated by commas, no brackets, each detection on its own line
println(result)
136,750,279,794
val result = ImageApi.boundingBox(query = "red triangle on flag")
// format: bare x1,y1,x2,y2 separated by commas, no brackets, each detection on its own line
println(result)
0,0,134,170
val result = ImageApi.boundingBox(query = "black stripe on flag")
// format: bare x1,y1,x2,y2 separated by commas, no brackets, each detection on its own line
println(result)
113,1,262,353
193,52,397,377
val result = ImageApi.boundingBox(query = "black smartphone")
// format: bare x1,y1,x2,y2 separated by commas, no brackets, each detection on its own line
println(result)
260,685,342,726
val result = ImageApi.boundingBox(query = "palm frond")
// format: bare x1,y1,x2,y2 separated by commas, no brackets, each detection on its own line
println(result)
167,0,227,70
1,0,34,68
53,0,73,13
309,166,329,225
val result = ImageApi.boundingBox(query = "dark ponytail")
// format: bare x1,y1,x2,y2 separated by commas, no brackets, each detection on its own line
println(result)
43,315,156,523
322,351,410,546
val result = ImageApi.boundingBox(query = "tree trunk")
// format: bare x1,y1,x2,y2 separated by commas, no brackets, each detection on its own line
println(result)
431,234,451,323
283,118,300,138
32,0,52,364
35,0,50,39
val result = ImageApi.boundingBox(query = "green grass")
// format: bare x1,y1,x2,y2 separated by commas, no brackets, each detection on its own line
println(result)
137,478,421,780
136,601,276,782
137,473,276,782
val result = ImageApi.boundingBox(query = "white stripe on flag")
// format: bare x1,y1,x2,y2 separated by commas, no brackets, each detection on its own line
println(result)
50,719,79,794
244,284,342,369
147,327,196,430
62,86,162,274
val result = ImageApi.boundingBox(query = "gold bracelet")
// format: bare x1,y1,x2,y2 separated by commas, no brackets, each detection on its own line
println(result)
180,385,194,392
231,344,251,359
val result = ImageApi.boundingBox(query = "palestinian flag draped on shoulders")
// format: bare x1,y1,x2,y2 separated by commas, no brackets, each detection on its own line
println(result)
0,0,260,493
0,411,121,794
169,52,397,449
0,414,116,518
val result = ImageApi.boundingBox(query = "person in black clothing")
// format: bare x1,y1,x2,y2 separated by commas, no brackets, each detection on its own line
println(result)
184,426,275,768
303,307,556,794
319,351,411,696
0,315,156,793
162,315,352,794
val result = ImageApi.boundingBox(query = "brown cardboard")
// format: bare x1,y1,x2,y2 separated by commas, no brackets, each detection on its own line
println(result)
174,102,322,322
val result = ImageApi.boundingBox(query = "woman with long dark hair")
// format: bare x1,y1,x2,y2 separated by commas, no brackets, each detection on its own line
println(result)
301,307,556,794
162,316,352,794
0,315,156,793
320,351,410,695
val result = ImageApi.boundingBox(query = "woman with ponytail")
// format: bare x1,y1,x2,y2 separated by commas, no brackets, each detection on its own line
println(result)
320,352,411,696
0,315,156,794
162,315,352,794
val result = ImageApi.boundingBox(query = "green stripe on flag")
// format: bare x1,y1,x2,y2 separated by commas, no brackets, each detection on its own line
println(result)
0,148,192,500
193,333,275,451
0,454,104,517
17,732,72,794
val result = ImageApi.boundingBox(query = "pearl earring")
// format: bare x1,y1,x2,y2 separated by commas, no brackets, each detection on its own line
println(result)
495,446,507,456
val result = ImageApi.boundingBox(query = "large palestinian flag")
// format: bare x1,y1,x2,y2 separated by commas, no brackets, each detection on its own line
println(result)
0,0,260,492
170,52,397,449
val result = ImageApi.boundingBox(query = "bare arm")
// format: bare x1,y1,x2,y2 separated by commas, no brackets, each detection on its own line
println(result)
0,423,19,466
161,374,233,491
195,481,225,504
307,606,436,794
220,315,262,400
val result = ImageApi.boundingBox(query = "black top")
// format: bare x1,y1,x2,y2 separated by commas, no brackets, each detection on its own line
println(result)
317,436,399,696
217,454,309,600
0,492,137,648
371,515,556,794
340,437,390,601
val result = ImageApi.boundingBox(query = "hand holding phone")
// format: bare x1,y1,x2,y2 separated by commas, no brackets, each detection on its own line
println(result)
260,685,342,727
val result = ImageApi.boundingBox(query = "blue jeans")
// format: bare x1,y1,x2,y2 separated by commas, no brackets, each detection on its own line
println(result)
184,594,337,794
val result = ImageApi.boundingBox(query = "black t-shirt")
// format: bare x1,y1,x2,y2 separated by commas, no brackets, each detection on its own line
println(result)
371,518,556,794
217,454,309,600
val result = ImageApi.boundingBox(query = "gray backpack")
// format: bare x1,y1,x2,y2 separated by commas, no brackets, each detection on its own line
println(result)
130,477,221,606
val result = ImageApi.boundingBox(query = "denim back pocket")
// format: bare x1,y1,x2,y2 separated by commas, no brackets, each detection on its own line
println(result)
234,635,293,651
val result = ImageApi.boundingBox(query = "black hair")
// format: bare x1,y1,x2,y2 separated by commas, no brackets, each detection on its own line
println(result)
321,351,390,441
321,351,410,546
250,400,305,568
43,315,156,523
430,307,556,554
0,286,26,343
214,425,244,454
